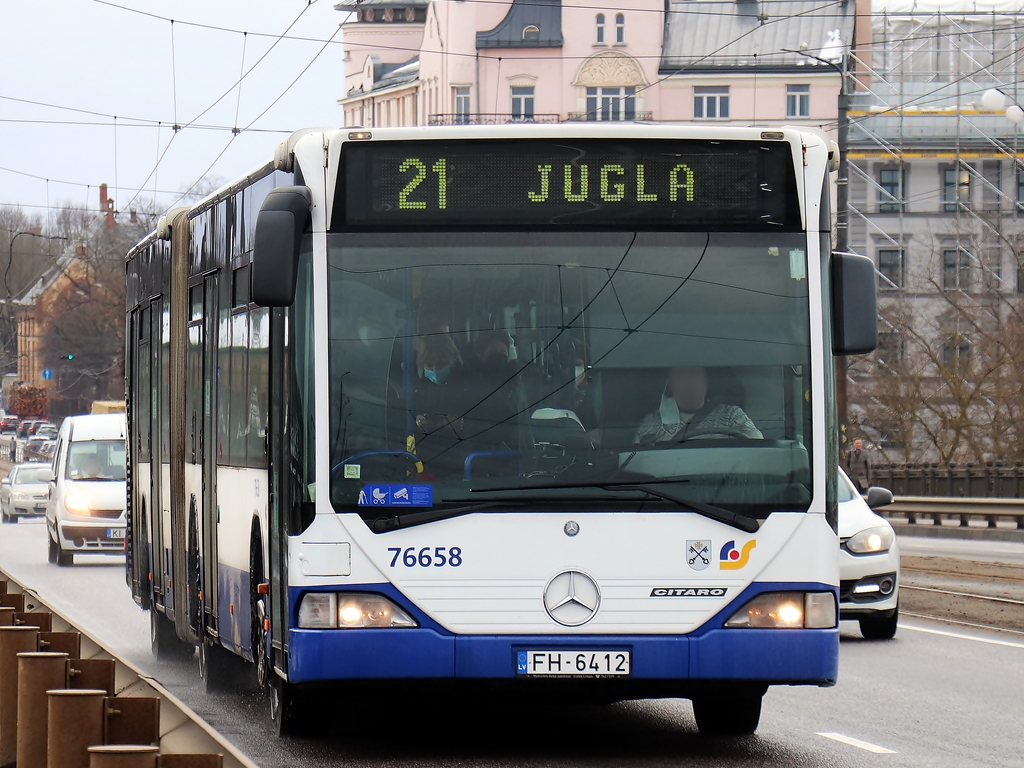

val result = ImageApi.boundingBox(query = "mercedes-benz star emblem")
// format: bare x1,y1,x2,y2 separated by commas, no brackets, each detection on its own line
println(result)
543,570,601,626
564,520,580,537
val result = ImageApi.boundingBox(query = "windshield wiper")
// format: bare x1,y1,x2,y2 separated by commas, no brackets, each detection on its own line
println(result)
370,501,528,533
369,491,632,532
468,479,760,533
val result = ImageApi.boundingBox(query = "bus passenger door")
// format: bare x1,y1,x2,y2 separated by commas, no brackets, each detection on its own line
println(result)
267,306,287,671
186,284,205,634
201,275,220,630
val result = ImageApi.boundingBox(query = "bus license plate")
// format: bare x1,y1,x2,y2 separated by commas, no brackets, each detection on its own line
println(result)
107,528,125,540
517,650,630,676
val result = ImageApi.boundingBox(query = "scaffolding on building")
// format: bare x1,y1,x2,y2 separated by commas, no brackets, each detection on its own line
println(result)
839,1,1024,462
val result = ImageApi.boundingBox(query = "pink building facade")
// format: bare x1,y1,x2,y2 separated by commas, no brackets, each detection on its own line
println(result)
337,0,854,131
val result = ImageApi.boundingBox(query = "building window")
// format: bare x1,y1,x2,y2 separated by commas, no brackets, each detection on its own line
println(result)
596,14,605,44
1017,166,1024,210
942,249,971,291
982,246,1002,291
876,331,904,372
878,168,905,213
522,25,539,41
694,87,729,120
786,84,810,118
942,336,970,377
615,13,625,43
511,86,535,121
586,87,636,121
944,167,971,211
878,249,903,290
453,86,470,123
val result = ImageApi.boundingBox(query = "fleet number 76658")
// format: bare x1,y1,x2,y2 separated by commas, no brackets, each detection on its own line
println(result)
388,547,463,567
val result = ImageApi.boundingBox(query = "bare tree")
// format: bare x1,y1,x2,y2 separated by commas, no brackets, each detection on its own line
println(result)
849,224,1024,466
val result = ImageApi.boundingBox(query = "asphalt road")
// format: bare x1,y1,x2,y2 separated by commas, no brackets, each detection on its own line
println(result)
2,518,1023,767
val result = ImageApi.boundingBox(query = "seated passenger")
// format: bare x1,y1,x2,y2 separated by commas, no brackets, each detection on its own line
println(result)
413,335,468,433
460,330,523,452
634,366,762,444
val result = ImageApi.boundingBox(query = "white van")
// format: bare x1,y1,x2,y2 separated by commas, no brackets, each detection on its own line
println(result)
40,413,127,566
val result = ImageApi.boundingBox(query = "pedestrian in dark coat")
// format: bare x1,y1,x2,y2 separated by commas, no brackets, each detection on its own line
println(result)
845,439,871,493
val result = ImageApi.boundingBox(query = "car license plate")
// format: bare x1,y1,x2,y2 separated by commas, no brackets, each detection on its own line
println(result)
517,650,630,676
34,502,46,509
107,528,125,540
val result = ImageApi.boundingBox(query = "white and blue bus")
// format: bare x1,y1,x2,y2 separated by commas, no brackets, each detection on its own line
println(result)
125,124,876,737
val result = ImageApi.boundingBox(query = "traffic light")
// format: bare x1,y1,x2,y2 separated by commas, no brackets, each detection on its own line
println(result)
59,353,74,361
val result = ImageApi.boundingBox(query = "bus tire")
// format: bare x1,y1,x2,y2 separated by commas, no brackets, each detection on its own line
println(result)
270,678,329,738
692,693,762,736
250,533,269,690
150,608,192,660
859,604,899,640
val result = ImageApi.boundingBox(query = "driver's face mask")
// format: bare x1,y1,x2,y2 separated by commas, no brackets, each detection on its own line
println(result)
659,384,680,426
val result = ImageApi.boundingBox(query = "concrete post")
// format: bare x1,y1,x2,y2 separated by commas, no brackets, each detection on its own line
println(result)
88,745,160,768
16,652,69,768
46,688,106,768
0,625,39,767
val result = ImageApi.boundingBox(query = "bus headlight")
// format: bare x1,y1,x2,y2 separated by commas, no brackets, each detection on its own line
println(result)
297,592,418,629
846,526,894,554
724,591,836,629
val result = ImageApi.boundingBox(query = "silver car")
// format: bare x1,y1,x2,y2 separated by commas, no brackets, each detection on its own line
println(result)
1,463,52,523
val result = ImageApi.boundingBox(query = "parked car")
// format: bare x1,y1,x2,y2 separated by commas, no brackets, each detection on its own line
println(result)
1,463,52,523
40,413,127,567
838,468,899,639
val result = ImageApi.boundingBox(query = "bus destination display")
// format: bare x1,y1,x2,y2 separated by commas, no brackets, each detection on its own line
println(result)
339,139,800,230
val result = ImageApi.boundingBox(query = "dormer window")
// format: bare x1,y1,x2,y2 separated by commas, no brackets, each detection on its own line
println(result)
596,14,605,44
362,8,374,22
523,25,539,41
383,8,394,22
616,13,625,44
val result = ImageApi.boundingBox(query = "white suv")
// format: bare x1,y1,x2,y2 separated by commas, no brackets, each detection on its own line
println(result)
40,414,127,566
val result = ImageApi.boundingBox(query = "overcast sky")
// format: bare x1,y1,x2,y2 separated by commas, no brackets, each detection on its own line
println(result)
2,0,350,224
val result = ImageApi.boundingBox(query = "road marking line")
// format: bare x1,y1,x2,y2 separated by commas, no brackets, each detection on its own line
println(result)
900,622,1024,649
817,733,896,754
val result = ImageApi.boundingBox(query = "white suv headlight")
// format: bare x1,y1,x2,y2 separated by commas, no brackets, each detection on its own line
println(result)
725,591,837,629
846,525,894,554
297,592,418,629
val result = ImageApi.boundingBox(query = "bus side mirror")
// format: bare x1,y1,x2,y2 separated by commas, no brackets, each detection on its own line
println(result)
831,251,877,355
251,186,312,307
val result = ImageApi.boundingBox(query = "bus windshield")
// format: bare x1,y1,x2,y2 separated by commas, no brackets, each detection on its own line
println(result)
327,231,813,524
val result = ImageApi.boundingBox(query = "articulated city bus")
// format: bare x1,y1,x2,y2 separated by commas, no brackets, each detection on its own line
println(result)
125,124,876,737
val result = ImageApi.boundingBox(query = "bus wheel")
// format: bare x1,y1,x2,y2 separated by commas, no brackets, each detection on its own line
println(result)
150,608,192,660
270,678,329,738
692,693,762,736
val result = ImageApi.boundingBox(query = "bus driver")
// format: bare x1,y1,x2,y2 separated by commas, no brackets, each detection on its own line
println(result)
634,366,762,444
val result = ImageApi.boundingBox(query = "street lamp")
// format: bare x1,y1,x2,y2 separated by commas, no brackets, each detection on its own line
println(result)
6,231,68,297
2,231,68,374
981,89,1024,125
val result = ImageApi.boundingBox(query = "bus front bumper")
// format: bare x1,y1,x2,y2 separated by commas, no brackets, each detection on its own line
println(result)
286,626,838,687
